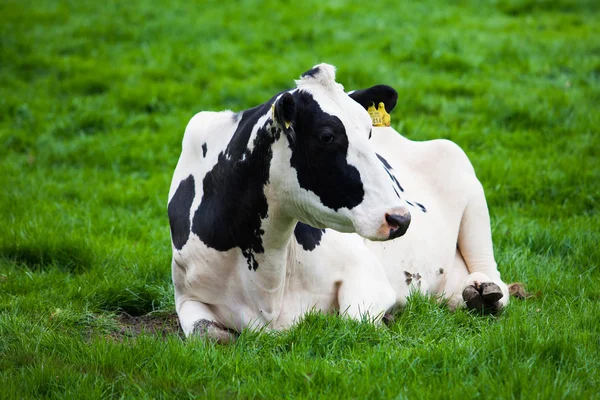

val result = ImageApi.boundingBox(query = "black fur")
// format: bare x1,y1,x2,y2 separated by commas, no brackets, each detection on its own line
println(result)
377,153,404,193
294,222,326,251
349,85,398,114
289,90,365,211
274,92,296,131
191,98,279,270
168,175,196,250
301,66,320,78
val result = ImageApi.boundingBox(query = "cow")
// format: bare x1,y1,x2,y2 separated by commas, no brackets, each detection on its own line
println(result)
167,63,509,343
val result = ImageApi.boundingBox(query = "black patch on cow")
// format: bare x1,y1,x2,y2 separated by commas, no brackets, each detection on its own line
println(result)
168,174,196,250
438,268,444,275
224,101,273,160
376,153,392,169
294,222,326,251
191,97,281,271
375,154,429,214
289,90,365,211
202,143,207,158
241,249,259,271
377,153,404,193
386,169,404,192
391,174,404,192
349,85,398,114
301,66,320,78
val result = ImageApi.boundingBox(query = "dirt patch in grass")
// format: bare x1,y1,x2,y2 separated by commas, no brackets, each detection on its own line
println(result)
508,282,539,299
112,312,184,340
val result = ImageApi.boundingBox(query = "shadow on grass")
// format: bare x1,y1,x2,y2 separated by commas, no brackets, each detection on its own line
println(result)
1,240,94,273
497,0,599,16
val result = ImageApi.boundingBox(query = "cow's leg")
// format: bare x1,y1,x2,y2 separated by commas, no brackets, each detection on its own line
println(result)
441,249,469,311
177,299,237,343
456,183,509,313
444,248,506,314
336,266,397,322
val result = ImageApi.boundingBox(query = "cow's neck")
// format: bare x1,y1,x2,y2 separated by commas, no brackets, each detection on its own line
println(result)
241,194,297,324
235,135,298,323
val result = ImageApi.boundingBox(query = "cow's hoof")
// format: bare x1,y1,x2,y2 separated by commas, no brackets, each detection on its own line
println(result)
191,319,237,344
462,282,503,315
480,282,503,303
383,312,396,326
463,285,485,310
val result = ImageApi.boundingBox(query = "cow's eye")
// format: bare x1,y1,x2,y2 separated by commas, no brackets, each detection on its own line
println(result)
369,129,372,140
320,132,334,144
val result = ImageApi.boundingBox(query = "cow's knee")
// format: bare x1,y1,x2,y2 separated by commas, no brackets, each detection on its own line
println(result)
177,298,238,342
190,319,238,344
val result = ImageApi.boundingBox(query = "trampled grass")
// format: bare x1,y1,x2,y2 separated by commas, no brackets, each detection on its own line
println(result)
1,0,599,398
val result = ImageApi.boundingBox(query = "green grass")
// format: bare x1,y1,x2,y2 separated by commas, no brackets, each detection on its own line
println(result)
1,0,599,398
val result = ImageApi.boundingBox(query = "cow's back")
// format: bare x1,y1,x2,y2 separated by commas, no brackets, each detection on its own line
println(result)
168,110,238,202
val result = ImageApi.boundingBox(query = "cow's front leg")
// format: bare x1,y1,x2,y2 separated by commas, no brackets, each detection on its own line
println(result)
444,250,504,314
456,182,509,313
336,266,397,322
177,299,237,343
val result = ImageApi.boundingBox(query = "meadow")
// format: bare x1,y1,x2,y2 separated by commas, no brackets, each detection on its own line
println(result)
1,0,599,398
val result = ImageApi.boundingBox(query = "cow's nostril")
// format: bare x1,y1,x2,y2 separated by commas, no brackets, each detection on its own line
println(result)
385,213,411,239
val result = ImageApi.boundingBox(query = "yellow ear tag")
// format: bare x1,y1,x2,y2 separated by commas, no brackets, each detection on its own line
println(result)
285,121,291,129
368,103,383,127
378,102,391,127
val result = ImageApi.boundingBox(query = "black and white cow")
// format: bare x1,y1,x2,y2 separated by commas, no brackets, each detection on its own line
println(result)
168,64,508,342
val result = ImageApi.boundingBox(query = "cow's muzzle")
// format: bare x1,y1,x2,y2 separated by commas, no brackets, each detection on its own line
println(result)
385,212,411,239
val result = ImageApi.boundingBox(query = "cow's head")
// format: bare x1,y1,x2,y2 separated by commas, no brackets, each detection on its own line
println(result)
270,63,410,241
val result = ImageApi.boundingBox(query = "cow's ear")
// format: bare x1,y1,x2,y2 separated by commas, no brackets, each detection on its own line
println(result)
273,92,296,130
348,85,398,113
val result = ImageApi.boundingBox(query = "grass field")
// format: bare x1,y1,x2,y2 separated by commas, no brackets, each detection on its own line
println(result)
1,0,599,398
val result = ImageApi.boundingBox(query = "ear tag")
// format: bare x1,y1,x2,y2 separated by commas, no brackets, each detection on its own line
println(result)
285,121,291,129
368,102,383,127
378,102,391,127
